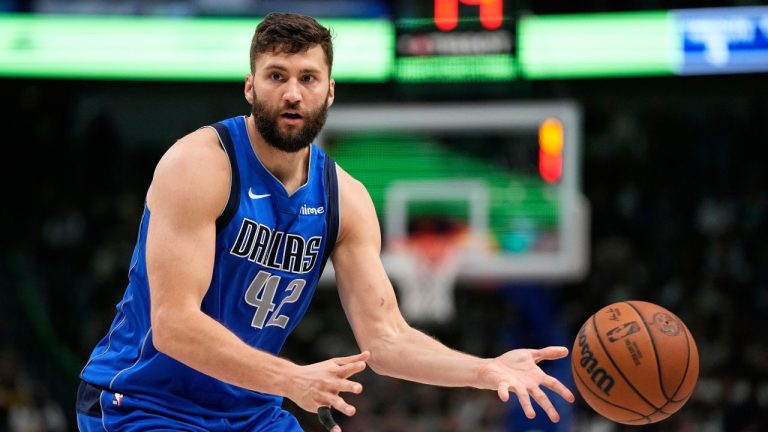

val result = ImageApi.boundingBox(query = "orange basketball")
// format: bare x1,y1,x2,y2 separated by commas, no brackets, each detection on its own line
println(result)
570,301,699,425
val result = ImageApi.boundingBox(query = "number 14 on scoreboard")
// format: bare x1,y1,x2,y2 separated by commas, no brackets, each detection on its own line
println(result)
434,0,504,31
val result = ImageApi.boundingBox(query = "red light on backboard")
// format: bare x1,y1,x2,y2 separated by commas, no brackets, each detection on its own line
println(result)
539,118,564,183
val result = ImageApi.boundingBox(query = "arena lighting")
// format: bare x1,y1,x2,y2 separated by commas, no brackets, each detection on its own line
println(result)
0,14,393,81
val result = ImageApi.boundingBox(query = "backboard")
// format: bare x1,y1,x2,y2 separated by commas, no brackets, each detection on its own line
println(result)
317,101,589,319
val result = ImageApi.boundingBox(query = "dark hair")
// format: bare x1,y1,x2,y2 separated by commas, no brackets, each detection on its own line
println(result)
250,13,334,74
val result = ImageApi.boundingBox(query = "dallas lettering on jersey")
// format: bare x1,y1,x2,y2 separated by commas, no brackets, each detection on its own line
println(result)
230,218,321,274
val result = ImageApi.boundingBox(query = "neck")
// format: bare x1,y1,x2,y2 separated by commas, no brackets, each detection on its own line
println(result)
245,115,310,195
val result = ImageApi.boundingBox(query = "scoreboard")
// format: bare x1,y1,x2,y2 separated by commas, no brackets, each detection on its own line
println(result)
393,0,518,81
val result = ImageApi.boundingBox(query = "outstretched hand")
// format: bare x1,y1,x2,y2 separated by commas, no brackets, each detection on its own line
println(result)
286,351,369,432
478,346,575,422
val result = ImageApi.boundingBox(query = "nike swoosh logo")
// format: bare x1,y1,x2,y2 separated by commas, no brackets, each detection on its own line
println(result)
248,188,271,199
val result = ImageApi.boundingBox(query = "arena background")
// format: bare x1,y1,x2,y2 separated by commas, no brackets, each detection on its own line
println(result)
1,0,767,431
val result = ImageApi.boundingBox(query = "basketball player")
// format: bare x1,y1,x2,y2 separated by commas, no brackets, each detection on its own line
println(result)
77,12,574,432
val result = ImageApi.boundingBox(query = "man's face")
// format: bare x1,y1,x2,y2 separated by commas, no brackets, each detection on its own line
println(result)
246,45,335,153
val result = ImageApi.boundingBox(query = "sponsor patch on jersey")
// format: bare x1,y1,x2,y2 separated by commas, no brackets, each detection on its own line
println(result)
300,204,325,215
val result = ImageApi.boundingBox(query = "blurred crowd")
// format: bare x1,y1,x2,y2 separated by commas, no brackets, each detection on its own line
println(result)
566,84,768,431
3,73,767,432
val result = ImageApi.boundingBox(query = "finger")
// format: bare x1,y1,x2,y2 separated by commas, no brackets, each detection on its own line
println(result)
330,394,357,417
497,381,510,402
542,375,576,403
337,360,367,378
338,379,363,395
531,387,560,423
318,407,337,431
513,385,536,419
333,351,370,365
532,346,569,363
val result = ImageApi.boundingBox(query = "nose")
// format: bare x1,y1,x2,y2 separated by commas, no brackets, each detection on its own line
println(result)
282,78,302,105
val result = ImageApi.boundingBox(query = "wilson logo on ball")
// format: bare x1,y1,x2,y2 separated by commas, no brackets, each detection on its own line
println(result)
578,325,616,396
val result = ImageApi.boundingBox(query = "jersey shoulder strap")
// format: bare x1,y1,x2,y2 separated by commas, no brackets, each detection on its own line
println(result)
209,122,241,233
320,155,339,272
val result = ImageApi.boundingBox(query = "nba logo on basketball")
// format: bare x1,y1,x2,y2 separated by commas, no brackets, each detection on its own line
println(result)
112,393,124,407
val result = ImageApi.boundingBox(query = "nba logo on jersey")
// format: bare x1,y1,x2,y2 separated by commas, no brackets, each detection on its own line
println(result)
112,393,124,407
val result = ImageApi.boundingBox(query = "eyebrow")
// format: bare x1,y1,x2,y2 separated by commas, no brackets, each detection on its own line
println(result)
263,64,322,75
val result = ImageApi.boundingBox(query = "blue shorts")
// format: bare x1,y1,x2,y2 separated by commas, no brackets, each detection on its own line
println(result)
76,381,303,432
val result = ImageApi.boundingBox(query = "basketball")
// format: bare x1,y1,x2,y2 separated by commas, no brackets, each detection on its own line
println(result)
571,301,699,425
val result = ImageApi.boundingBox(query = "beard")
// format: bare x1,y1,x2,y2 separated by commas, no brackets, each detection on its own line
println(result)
251,92,329,153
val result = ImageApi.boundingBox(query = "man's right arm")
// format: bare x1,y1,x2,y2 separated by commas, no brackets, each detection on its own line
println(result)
145,128,366,419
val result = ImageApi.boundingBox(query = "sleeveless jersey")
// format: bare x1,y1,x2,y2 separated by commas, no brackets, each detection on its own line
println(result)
80,116,339,418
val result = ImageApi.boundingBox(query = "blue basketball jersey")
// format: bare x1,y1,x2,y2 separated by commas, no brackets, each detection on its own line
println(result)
80,116,339,419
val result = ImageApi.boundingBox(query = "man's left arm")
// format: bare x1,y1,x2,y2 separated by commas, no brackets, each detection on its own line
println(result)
330,169,575,422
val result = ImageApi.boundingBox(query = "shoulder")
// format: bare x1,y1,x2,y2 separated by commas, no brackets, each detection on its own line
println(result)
335,164,367,201
157,127,227,173
147,127,230,220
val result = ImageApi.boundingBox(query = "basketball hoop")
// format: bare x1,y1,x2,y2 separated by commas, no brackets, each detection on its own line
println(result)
390,230,466,324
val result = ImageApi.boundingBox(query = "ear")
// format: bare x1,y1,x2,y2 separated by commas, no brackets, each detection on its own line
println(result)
244,74,254,105
326,78,335,108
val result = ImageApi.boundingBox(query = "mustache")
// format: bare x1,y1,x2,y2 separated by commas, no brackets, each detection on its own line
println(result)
250,96,329,153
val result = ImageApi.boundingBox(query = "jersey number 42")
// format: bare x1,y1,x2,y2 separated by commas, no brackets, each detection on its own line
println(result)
244,270,306,329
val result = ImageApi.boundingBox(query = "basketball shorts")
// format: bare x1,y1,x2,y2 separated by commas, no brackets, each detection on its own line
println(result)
76,381,303,431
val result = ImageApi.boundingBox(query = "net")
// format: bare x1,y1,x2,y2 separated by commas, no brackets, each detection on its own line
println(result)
389,224,472,324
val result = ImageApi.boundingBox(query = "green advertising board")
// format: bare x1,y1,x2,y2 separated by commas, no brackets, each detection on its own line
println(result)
0,14,393,81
